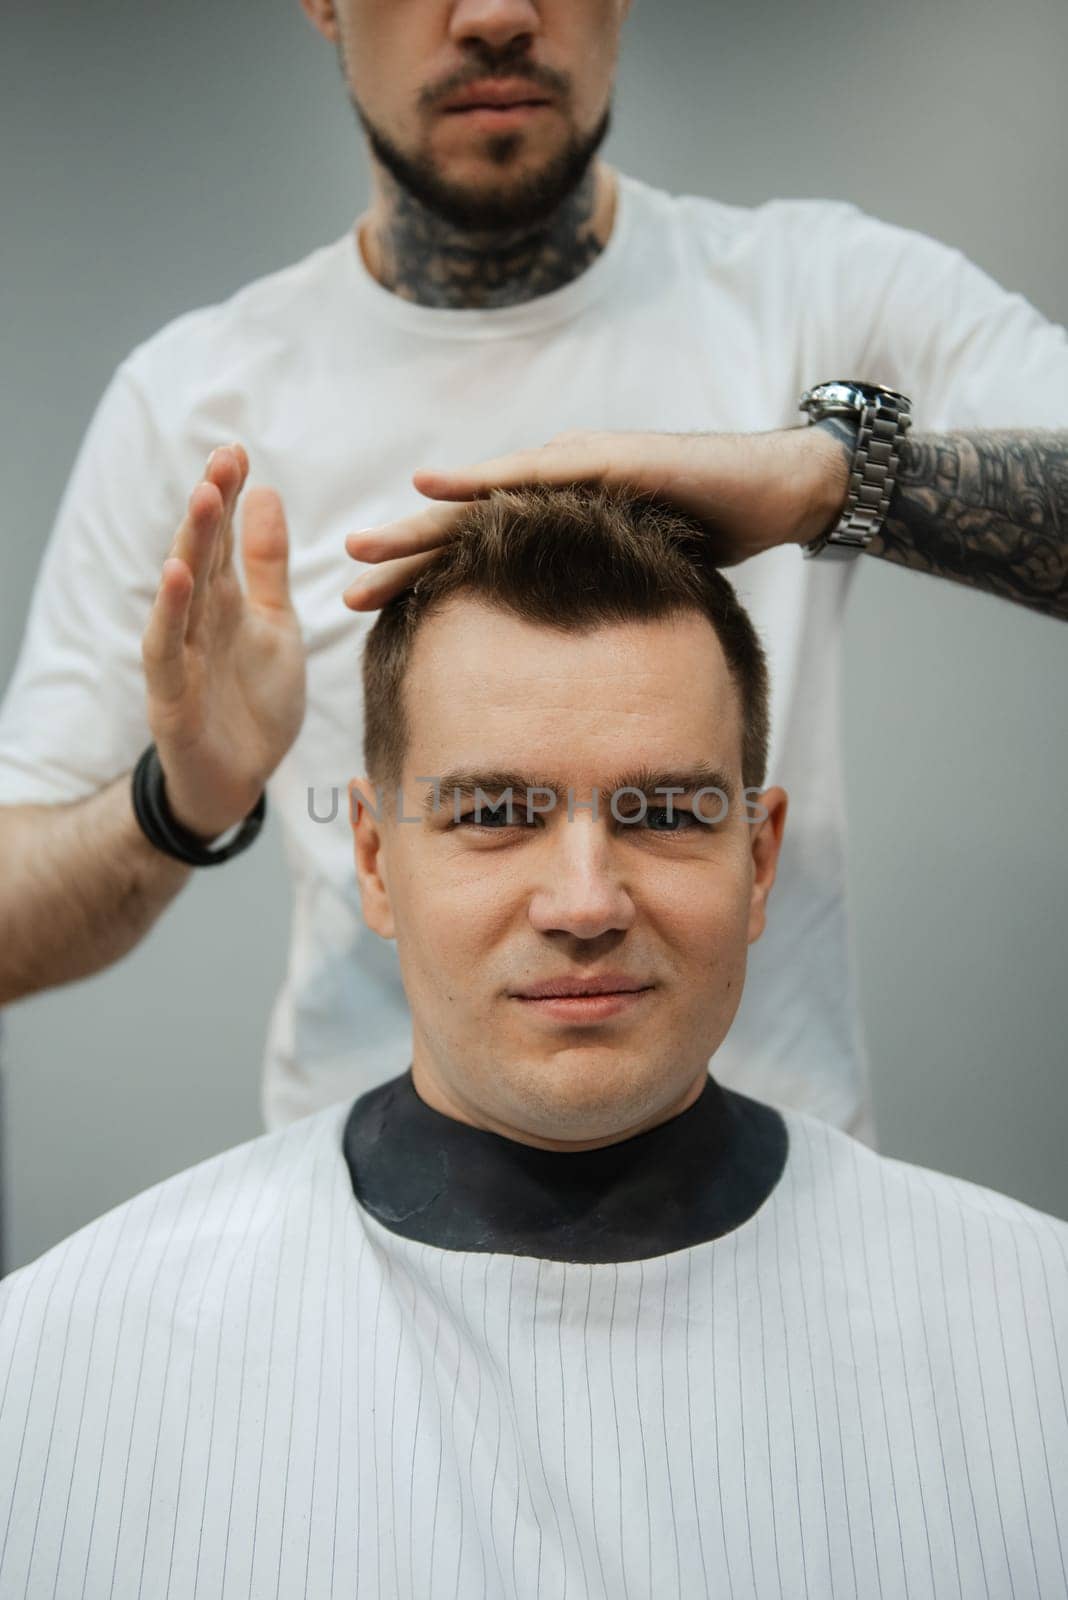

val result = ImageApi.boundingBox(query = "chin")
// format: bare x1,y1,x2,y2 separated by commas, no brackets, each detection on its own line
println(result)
360,97,607,235
438,126,561,173
423,147,579,225
504,1051,670,1128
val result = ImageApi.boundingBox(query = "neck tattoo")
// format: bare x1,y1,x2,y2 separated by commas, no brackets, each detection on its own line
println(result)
366,165,607,311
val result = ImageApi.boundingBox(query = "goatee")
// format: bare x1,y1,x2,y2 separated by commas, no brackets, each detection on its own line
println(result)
354,102,612,233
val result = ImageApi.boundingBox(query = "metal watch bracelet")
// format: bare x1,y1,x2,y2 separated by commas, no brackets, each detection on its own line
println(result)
803,393,912,561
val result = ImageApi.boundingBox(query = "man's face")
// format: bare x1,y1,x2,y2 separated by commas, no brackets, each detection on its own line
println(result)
352,599,788,1151
302,0,630,227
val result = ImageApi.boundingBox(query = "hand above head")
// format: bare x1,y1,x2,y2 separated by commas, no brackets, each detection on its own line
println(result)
140,445,307,841
342,424,851,611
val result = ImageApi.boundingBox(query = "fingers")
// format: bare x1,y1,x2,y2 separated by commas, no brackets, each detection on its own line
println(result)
411,435,611,502
142,557,193,704
344,500,471,563
210,443,249,578
343,550,438,611
411,450,579,502
340,438,614,609
169,484,219,639
342,502,469,609
169,444,248,637
241,486,292,613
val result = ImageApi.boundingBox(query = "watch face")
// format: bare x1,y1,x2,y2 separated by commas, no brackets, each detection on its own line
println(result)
823,381,867,409
801,380,912,418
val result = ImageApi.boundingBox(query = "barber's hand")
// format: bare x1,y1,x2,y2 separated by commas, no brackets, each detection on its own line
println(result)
141,445,307,841
343,425,849,611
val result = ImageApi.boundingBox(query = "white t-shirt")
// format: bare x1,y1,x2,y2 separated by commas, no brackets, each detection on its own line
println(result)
1,173,1066,1135
1,1094,1065,1597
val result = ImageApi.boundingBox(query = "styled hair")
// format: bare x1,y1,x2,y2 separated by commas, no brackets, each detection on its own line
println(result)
361,485,771,793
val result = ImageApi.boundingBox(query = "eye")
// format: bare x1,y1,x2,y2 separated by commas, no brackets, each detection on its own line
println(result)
619,806,701,832
454,805,536,829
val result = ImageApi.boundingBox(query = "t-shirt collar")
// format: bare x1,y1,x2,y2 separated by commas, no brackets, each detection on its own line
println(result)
342,170,635,341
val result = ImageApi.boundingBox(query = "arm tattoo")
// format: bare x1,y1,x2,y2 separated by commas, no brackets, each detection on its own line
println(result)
819,420,1068,622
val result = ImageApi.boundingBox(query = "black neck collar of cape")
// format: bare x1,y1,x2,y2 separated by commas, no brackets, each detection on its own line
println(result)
341,1069,788,1263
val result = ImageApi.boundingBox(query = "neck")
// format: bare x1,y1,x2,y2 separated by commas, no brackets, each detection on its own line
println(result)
342,1068,790,1263
359,161,617,311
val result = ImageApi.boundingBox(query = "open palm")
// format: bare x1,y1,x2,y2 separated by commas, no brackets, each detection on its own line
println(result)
141,447,307,840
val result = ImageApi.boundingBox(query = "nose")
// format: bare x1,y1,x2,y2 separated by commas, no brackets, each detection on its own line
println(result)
527,817,637,941
447,0,542,54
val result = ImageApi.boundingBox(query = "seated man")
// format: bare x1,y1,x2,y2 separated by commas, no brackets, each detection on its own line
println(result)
0,486,1065,1598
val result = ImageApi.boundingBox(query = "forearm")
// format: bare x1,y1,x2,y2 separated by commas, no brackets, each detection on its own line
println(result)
0,772,192,1004
820,422,1068,621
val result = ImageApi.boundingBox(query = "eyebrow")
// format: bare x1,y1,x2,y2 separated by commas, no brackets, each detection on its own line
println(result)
421,763,738,815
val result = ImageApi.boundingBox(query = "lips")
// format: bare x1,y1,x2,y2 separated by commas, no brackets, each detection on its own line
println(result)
513,976,652,1000
441,79,553,113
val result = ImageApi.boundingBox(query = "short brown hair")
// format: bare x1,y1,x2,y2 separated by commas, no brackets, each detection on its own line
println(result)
361,485,771,793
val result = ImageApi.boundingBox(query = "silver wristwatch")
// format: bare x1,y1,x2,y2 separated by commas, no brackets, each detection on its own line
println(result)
798,380,913,560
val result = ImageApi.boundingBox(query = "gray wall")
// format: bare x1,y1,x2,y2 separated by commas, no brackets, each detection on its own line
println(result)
2,0,1066,1273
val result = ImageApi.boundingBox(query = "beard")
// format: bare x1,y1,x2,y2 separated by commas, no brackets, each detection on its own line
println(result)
353,98,613,233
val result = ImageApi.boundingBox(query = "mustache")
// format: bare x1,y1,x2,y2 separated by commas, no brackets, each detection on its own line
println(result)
420,47,571,113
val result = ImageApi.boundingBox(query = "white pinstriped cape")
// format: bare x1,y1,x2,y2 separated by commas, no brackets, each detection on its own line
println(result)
1,1100,1066,1599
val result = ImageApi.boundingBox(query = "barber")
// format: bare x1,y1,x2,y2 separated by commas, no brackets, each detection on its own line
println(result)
1,0,1065,1141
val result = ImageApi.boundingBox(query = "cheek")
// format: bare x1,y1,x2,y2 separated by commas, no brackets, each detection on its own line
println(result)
342,14,422,118
571,8,625,90
654,847,751,922
683,897,746,967
657,874,752,1021
438,850,530,931
644,862,754,986
392,854,516,980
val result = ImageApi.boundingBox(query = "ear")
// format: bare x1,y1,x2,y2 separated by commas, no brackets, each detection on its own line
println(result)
297,0,341,45
745,786,788,945
349,777,395,940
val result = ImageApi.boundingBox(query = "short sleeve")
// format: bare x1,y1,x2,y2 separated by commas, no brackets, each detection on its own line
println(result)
799,201,1068,432
0,360,187,805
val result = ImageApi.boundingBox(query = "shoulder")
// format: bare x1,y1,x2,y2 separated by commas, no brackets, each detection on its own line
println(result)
0,1102,350,1365
116,232,354,418
621,173,1002,303
782,1107,1068,1267
621,172,909,263
618,174,976,326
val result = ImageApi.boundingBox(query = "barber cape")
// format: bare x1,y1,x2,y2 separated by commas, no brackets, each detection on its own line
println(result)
1,1072,1066,1598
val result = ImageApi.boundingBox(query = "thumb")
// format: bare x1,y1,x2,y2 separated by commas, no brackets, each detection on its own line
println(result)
241,486,292,611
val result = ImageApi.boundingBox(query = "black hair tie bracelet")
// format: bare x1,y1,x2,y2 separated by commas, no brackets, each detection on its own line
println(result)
131,743,266,866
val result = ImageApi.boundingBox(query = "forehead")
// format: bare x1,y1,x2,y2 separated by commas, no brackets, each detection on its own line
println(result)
403,598,742,776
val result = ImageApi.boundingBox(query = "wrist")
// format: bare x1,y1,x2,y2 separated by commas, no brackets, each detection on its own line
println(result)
155,757,263,844
793,420,855,547
131,745,267,868
164,795,251,845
